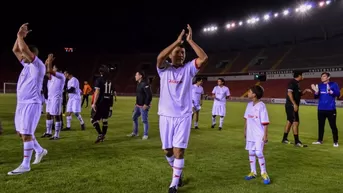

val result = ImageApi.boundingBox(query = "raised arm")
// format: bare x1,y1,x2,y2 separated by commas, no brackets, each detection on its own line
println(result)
156,30,185,69
186,24,208,69
45,54,54,73
12,39,22,61
17,23,35,62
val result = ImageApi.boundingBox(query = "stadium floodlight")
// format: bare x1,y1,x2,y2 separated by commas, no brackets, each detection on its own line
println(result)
231,23,236,27
283,9,289,16
239,21,243,26
263,14,270,20
247,17,259,24
274,13,279,17
203,26,217,32
296,4,312,13
226,24,231,29
326,0,331,5
319,1,325,6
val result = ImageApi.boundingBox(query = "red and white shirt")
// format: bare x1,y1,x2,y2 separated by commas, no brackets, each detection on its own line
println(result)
244,101,269,142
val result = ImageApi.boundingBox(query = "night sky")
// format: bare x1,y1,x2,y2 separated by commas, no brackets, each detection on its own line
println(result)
1,0,295,54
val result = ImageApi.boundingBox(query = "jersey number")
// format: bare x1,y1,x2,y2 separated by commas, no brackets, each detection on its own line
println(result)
104,82,112,94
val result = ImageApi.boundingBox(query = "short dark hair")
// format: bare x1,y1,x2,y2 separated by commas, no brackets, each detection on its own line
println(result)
137,71,146,79
250,85,264,99
321,72,331,77
195,77,202,83
293,71,303,78
218,78,225,84
64,69,72,75
29,45,39,55
99,64,110,74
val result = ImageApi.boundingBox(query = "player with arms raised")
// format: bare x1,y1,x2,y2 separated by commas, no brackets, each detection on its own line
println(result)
41,54,66,140
91,65,114,143
8,23,48,175
157,24,208,193
63,70,85,131
211,78,230,130
244,85,270,184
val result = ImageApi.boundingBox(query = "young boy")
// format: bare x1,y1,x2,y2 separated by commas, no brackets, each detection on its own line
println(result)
244,85,271,184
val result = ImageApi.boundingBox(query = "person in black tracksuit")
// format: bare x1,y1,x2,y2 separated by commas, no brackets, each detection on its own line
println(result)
91,65,115,143
282,71,312,147
312,72,340,146
127,71,152,139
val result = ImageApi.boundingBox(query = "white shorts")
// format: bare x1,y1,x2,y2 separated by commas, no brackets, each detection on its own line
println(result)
15,103,42,135
212,104,226,116
67,99,81,113
245,141,265,151
159,115,192,149
192,104,201,112
46,98,62,116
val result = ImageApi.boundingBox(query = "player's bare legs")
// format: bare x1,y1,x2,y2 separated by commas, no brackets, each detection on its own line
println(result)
42,113,53,138
164,148,185,189
211,115,217,128
63,111,84,130
50,114,62,140
282,121,292,143
8,133,47,175
63,112,73,130
292,122,305,147
193,111,200,129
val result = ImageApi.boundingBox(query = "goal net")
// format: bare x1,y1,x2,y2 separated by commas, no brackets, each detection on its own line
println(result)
3,82,17,94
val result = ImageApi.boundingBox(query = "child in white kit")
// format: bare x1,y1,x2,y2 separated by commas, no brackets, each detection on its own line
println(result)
243,85,271,185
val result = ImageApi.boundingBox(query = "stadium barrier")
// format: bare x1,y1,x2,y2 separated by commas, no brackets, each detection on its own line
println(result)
217,97,343,107
116,93,343,108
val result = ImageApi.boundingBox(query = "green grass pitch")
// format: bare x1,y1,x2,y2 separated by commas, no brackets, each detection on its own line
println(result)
0,94,342,193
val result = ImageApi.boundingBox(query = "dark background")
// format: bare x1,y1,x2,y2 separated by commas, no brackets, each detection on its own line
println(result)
0,0,297,54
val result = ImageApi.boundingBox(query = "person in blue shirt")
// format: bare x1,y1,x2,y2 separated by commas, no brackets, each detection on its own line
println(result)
311,72,340,147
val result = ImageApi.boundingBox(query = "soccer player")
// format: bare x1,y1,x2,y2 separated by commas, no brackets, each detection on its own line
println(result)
127,71,152,139
8,23,48,175
63,70,85,130
311,72,340,147
91,65,115,143
244,85,270,184
211,78,230,130
82,81,92,108
157,24,208,193
41,54,66,140
192,77,204,129
281,71,312,147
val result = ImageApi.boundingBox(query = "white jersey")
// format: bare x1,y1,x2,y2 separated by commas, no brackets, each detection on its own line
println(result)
47,72,66,99
244,101,269,142
212,86,230,106
157,59,200,117
67,77,81,100
192,84,204,105
17,56,46,104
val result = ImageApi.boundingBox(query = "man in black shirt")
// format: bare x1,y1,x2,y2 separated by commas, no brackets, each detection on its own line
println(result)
127,71,152,140
282,71,312,147
91,65,115,143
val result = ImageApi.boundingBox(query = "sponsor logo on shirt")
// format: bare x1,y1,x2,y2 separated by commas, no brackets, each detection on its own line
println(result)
168,79,183,84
